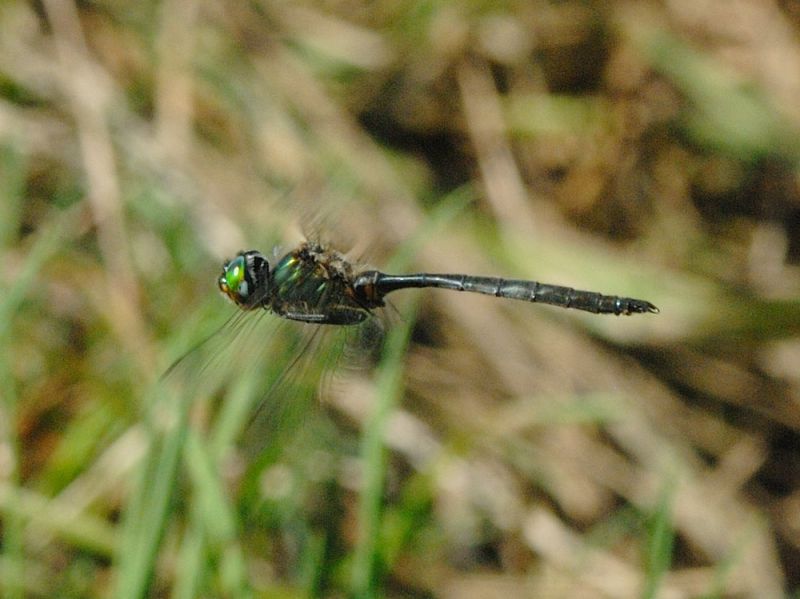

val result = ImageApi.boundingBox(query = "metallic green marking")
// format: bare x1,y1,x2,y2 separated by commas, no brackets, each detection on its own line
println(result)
225,255,246,294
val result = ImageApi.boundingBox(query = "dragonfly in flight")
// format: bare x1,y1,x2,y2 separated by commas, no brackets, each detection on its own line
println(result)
218,241,659,322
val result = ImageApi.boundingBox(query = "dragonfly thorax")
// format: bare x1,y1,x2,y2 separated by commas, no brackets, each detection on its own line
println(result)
218,250,270,310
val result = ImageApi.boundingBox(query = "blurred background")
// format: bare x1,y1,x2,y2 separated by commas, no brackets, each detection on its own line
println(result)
1,1,799,597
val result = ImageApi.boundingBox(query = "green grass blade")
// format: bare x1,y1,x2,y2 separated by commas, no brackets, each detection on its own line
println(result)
114,390,191,599
350,294,419,598
171,503,207,599
643,478,676,599
183,429,250,598
350,189,470,596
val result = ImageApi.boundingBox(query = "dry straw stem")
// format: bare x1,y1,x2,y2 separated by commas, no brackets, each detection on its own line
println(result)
1,0,799,597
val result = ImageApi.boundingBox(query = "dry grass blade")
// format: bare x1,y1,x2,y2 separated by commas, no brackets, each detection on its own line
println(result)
1,0,799,597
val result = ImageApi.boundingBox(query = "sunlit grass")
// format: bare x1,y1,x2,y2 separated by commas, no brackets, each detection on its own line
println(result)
1,1,798,597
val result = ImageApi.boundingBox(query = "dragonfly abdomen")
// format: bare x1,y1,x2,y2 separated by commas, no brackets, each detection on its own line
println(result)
491,279,656,315
442,275,657,315
356,271,658,316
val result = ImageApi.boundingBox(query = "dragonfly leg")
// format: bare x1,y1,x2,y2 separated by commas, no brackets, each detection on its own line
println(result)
282,307,371,326
282,312,329,323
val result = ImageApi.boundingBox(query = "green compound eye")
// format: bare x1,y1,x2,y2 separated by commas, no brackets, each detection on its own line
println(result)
219,255,248,304
227,256,246,293
218,251,270,310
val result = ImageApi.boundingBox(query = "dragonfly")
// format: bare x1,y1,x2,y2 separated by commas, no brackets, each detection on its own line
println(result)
218,241,659,321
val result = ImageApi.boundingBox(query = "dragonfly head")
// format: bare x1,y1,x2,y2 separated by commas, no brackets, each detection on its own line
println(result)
218,251,270,310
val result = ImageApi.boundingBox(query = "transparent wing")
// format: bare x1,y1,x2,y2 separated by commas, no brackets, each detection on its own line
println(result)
159,297,378,482
241,314,386,461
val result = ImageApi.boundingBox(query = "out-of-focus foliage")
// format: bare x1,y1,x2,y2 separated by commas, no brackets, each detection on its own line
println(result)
1,1,799,597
